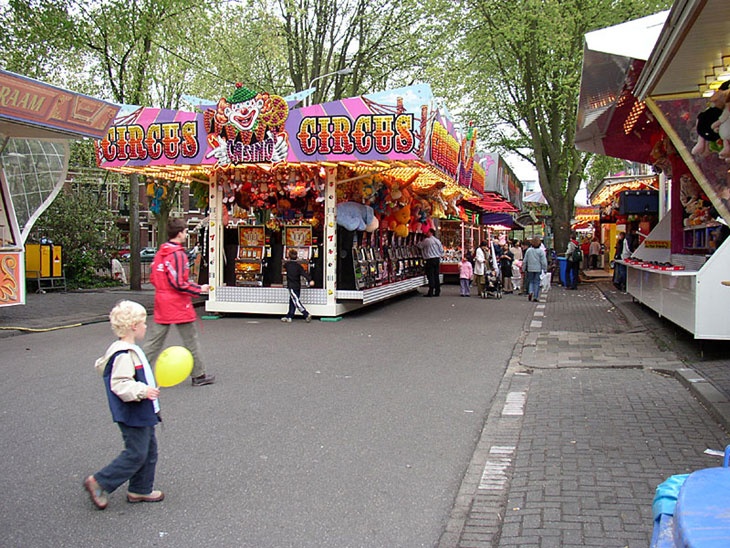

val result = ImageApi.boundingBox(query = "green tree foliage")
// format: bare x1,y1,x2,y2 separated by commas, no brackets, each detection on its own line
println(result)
429,0,671,252
275,0,428,103
31,186,122,286
586,156,629,193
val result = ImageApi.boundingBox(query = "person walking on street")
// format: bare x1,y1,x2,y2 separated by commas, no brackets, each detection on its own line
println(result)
84,300,163,510
616,230,634,292
498,243,514,293
418,228,444,297
282,248,315,322
565,233,581,290
510,240,523,294
589,237,601,269
523,237,548,302
459,254,473,297
144,219,215,387
473,241,489,298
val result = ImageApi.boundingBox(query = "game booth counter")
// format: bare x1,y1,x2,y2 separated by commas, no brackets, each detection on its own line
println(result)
0,69,120,307
439,153,522,276
576,4,730,341
97,83,489,317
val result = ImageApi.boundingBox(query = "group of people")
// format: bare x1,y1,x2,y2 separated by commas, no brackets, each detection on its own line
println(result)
456,237,549,302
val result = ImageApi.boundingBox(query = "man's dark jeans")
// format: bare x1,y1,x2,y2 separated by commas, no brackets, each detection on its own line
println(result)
425,258,440,296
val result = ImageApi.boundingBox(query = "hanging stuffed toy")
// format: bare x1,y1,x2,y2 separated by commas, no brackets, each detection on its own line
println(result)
711,81,730,161
691,106,722,157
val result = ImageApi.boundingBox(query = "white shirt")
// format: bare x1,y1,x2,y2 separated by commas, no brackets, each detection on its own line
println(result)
474,247,487,275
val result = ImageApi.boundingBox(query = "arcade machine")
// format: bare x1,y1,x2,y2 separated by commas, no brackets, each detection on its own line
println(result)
282,225,318,287
351,231,372,289
371,230,386,285
235,225,270,286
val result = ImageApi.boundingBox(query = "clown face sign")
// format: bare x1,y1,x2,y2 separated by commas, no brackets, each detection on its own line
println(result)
204,83,290,168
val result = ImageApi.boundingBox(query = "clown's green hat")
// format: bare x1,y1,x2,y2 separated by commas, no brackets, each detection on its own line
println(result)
228,83,257,104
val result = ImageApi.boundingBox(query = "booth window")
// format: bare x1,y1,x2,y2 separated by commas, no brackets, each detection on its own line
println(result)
1,138,67,238
0,179,15,248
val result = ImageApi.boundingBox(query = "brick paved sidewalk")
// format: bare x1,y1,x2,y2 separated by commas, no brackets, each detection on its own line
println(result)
443,282,729,548
0,286,205,338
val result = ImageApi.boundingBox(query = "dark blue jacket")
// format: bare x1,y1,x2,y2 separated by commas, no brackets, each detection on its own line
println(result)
103,350,160,427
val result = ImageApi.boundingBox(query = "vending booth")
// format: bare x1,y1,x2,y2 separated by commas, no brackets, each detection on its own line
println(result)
0,69,119,307
97,83,486,316
576,4,730,339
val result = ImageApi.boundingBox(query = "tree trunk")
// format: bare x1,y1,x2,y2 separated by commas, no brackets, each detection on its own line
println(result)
156,209,170,248
129,173,141,290
551,205,572,256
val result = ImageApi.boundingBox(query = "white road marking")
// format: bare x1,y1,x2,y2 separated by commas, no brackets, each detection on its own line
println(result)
502,392,526,416
478,446,516,490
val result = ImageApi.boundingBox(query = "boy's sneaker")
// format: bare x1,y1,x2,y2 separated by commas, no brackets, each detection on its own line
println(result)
127,490,165,503
281,317,292,323
191,374,215,386
305,315,312,323
83,476,108,510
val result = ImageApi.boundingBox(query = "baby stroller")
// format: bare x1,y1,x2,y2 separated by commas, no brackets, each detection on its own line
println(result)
484,267,503,299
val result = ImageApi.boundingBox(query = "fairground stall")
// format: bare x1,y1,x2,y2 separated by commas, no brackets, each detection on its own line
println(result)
97,83,486,316
588,174,660,266
439,152,521,276
0,69,119,307
576,5,730,339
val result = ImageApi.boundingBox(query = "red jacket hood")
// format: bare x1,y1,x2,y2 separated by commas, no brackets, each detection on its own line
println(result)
158,241,183,257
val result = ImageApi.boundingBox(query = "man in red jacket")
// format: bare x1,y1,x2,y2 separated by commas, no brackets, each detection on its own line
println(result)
144,219,215,386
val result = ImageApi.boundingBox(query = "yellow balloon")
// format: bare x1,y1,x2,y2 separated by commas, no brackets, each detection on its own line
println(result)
155,346,194,387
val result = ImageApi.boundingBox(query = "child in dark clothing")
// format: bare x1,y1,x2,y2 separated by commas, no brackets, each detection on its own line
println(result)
282,249,315,322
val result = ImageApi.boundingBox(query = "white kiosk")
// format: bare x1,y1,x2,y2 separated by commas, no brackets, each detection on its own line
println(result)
0,70,118,307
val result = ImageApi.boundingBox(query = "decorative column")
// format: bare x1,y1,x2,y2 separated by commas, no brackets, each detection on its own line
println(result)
324,167,337,307
207,171,222,301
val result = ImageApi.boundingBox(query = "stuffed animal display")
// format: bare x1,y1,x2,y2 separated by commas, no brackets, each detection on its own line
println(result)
693,80,730,162
336,201,379,232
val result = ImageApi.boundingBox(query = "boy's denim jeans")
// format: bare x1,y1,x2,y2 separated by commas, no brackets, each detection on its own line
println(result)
95,423,158,495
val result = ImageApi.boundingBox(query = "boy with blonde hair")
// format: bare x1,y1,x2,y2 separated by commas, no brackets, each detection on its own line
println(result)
84,300,163,510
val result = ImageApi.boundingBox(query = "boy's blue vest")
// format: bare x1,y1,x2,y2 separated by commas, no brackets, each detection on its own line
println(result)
103,350,160,427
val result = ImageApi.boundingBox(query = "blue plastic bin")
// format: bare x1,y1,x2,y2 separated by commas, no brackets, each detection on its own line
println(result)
557,257,568,286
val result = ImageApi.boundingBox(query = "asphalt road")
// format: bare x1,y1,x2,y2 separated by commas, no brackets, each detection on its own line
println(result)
0,286,532,547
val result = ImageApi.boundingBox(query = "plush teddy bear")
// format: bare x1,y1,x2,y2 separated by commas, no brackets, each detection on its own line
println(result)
391,203,411,237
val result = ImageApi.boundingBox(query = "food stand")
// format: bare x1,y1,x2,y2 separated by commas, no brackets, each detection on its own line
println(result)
0,69,119,307
576,5,730,340
97,83,486,316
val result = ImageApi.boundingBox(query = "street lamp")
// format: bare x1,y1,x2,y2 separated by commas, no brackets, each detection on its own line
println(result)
306,67,354,107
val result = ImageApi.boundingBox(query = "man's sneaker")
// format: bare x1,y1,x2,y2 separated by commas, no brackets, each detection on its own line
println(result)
191,374,215,386
281,317,292,323
127,490,165,503
305,315,312,323
83,476,108,510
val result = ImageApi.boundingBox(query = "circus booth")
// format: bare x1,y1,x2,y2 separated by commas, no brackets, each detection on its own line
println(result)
576,4,730,340
0,69,119,307
97,83,484,316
